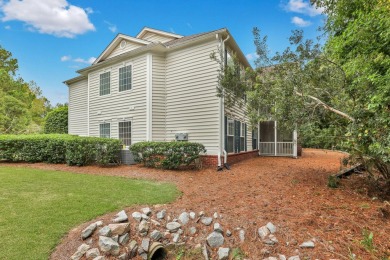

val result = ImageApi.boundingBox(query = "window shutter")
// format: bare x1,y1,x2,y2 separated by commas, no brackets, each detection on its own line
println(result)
234,120,240,153
245,123,247,151
224,116,227,151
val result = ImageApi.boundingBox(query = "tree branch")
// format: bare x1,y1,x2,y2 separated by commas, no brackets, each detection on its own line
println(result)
295,91,355,122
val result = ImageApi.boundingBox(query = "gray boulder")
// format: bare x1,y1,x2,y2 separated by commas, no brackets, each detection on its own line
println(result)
166,222,181,232
81,223,97,240
206,231,224,248
213,212,219,219
258,226,270,239
178,212,190,225
71,243,90,260
119,233,129,245
98,236,120,256
98,226,111,237
173,233,180,243
118,253,128,260
141,238,150,252
141,207,152,216
132,212,142,222
189,227,197,235
85,248,100,259
200,217,213,226
214,223,223,234
127,240,138,258
92,257,105,260
156,209,166,219
226,230,232,237
300,241,315,248
141,213,149,220
150,230,162,240
189,211,196,219
138,220,149,235
113,210,128,223
288,256,301,260
218,247,230,260
266,222,277,234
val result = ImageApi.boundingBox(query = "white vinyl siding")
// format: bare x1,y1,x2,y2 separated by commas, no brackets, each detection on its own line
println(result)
88,54,147,142
141,32,176,43
99,123,110,138
68,78,88,136
165,39,220,154
151,54,166,141
106,41,145,60
99,72,110,95
119,65,132,91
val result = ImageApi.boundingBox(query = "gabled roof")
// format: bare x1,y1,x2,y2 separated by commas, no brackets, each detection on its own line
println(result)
93,34,151,64
136,27,183,40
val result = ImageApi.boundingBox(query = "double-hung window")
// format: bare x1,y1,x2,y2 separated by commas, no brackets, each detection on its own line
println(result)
240,122,246,151
119,121,131,146
99,123,110,138
119,65,132,91
99,72,110,96
227,119,234,153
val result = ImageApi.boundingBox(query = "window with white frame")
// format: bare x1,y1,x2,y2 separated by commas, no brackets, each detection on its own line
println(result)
99,72,110,96
240,122,245,151
99,123,110,138
119,65,132,92
119,121,131,146
227,118,234,153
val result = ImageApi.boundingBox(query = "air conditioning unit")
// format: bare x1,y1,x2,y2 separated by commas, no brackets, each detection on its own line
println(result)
175,133,188,141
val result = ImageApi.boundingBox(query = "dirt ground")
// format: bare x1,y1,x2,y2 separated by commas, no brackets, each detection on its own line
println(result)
5,149,389,259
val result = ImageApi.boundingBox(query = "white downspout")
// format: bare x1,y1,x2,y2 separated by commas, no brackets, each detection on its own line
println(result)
217,33,230,167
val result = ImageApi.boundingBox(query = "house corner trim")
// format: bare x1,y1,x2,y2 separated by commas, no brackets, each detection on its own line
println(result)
146,53,153,141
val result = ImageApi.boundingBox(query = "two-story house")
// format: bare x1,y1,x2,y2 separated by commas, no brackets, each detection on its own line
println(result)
64,27,297,168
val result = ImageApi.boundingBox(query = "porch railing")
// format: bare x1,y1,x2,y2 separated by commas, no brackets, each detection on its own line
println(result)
259,142,294,156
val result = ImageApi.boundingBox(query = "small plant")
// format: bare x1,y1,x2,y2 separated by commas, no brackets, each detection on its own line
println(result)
176,248,185,260
360,229,375,252
328,175,339,188
232,247,245,260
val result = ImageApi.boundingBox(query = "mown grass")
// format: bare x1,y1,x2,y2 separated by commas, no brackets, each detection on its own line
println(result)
0,166,179,260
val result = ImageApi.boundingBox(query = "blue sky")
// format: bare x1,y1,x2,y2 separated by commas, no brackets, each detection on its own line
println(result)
0,0,325,105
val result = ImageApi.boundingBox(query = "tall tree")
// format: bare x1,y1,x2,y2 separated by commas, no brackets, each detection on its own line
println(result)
0,45,50,134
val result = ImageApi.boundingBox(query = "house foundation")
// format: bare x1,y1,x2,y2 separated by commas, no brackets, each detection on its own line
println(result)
201,150,259,168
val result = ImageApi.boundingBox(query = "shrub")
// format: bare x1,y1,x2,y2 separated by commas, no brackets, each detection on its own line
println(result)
0,134,121,166
44,106,68,134
130,141,206,169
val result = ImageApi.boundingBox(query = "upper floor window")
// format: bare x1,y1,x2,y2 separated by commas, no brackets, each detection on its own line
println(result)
227,119,234,136
119,65,132,92
100,72,110,96
99,123,110,138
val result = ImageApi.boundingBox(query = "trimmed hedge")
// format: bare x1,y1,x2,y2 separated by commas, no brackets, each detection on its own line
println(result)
0,134,121,166
44,106,68,134
130,141,206,169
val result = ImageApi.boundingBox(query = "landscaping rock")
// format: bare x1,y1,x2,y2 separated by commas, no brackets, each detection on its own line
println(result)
288,256,300,260
218,247,229,260
150,229,162,240
166,222,181,232
151,219,161,226
112,235,119,243
138,247,147,260
266,222,277,234
213,212,219,219
178,212,190,225
156,209,166,219
264,234,279,245
206,231,224,248
93,257,105,260
300,241,315,248
173,233,180,243
118,253,127,260
199,211,205,217
108,223,130,236
226,230,232,237
258,226,270,240
141,238,150,252
278,255,287,260
239,229,245,242
119,233,129,245
189,211,196,219
263,257,278,260
85,248,100,259
141,207,152,216
98,226,111,237
113,210,128,223
127,240,138,258
202,244,209,260
95,221,103,227
81,223,97,240
138,220,149,235
200,217,213,226
189,227,197,235
214,223,223,233
98,236,120,256
141,213,149,220
71,243,90,260
132,212,142,222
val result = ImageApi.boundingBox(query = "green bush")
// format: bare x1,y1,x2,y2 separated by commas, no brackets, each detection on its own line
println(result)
130,141,206,169
44,106,68,134
0,134,121,166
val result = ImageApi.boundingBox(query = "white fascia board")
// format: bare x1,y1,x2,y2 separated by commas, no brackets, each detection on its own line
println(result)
136,27,183,39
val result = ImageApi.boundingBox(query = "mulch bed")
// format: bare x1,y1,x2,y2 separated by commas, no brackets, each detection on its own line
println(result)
3,149,389,259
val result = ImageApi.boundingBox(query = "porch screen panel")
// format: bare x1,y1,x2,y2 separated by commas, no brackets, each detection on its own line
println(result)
260,121,275,142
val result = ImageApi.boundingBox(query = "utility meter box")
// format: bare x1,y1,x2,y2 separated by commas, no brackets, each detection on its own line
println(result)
175,133,188,141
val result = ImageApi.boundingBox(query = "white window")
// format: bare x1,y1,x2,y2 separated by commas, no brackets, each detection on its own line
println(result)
240,122,246,151
99,72,110,96
227,119,234,136
119,65,132,92
119,121,131,146
99,123,110,138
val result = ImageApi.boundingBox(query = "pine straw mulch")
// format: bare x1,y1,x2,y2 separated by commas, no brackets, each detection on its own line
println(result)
3,149,390,259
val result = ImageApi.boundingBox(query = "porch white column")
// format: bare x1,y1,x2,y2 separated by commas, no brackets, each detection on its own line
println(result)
274,121,277,156
293,129,298,158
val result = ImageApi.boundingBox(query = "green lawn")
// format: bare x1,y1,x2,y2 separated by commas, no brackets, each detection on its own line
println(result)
0,166,179,260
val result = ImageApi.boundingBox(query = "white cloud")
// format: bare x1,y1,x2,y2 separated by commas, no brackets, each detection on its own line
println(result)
104,20,117,33
85,7,93,14
246,52,259,61
61,55,95,64
4,25,10,29
0,0,95,38
291,16,311,27
285,0,324,17
60,55,71,61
